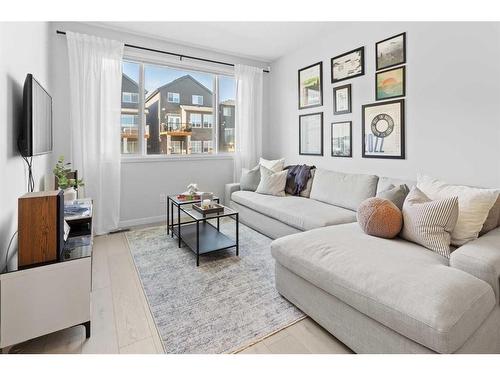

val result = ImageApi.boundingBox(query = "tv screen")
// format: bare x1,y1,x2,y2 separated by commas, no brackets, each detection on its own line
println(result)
19,74,53,157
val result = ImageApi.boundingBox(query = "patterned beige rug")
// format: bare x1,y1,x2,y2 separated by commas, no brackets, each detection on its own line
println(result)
125,220,305,354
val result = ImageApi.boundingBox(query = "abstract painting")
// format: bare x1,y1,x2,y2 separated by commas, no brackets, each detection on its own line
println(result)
376,66,405,100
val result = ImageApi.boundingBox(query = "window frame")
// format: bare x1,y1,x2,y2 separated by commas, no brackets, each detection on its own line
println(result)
121,55,237,161
192,94,204,105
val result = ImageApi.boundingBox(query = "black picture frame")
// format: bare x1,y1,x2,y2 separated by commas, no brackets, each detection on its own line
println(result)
333,84,352,115
362,99,405,159
331,47,365,83
298,62,323,110
331,121,352,158
375,66,406,101
299,112,324,156
376,32,406,71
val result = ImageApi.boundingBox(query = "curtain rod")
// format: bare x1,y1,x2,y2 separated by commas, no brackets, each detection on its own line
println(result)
56,30,270,73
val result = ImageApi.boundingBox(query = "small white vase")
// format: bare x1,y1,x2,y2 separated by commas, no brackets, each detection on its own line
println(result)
63,187,77,202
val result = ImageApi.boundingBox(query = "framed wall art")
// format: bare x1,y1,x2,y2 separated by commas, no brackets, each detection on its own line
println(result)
299,112,323,156
376,66,405,100
331,47,364,83
333,84,351,115
298,62,323,109
331,121,352,158
362,99,405,159
376,32,406,71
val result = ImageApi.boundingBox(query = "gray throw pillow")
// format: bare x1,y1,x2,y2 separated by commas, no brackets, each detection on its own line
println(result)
400,187,459,258
480,193,500,235
376,184,410,210
299,169,316,198
240,165,260,191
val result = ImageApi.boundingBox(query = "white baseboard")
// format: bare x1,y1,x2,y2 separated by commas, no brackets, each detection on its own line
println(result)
119,215,165,229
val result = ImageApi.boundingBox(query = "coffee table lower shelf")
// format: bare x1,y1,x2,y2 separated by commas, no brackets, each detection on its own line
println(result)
172,222,238,266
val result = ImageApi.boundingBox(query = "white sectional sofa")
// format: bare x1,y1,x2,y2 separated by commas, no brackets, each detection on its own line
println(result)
225,168,500,353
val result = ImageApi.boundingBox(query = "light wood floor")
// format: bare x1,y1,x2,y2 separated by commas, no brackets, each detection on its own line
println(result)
5,229,352,354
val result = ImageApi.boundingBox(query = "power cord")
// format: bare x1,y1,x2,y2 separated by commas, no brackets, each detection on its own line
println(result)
3,230,18,273
17,138,35,192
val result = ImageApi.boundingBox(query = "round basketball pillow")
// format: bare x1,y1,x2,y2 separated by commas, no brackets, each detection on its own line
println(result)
357,197,403,239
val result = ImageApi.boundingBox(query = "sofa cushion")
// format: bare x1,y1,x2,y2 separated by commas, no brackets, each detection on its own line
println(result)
231,190,356,231
309,169,379,211
271,223,496,353
377,176,416,194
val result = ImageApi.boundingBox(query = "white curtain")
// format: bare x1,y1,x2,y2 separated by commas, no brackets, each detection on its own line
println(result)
67,32,124,235
234,64,263,182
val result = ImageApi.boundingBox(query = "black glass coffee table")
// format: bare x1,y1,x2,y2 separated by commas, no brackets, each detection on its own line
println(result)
167,196,239,266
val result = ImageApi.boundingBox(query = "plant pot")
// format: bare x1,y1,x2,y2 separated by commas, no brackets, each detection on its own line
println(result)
63,187,77,202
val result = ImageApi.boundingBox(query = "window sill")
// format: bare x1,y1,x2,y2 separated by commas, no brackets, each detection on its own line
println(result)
121,154,235,163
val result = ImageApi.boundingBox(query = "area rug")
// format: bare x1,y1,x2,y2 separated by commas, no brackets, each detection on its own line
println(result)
125,219,305,354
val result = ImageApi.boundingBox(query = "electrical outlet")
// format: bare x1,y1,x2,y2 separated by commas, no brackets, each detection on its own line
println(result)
159,193,166,203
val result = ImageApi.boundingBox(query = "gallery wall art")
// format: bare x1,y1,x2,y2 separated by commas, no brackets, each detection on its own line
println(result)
298,62,323,109
376,32,406,71
362,99,405,159
299,112,324,156
376,66,406,100
331,47,364,83
331,121,352,157
333,84,352,115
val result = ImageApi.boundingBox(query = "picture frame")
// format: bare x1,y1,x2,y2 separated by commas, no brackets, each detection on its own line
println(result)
376,66,406,101
331,47,365,83
331,121,352,158
376,32,406,71
299,112,323,156
362,99,405,159
298,62,323,109
333,84,352,115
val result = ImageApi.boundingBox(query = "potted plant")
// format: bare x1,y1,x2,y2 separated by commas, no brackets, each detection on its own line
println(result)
53,156,85,201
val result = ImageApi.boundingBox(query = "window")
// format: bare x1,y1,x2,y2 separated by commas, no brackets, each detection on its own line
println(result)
203,114,213,128
191,140,202,154
190,113,202,128
121,60,235,156
167,92,180,103
223,107,232,117
122,92,139,103
192,95,204,105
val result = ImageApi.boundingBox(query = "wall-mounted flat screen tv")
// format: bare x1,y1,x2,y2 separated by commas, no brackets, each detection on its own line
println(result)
18,74,53,157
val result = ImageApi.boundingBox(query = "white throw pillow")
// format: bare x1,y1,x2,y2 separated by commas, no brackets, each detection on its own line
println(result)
417,174,500,246
259,157,285,172
256,166,287,197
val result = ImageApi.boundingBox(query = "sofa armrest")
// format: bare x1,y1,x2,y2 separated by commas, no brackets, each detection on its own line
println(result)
224,183,240,205
450,227,500,304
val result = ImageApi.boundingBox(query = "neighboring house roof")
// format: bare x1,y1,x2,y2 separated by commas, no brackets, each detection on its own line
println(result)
122,73,147,94
145,74,212,102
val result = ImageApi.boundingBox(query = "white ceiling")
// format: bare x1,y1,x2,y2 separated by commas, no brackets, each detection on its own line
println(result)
95,22,334,62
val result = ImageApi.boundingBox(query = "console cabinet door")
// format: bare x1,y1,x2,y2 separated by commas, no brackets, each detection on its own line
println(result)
0,258,91,348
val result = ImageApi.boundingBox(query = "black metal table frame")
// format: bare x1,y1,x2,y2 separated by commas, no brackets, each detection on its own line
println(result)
166,196,239,266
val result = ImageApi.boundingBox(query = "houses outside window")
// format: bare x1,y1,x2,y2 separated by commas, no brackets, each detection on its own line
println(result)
167,92,180,103
121,59,236,156
192,95,203,105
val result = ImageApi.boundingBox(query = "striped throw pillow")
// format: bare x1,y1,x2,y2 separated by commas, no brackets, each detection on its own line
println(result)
401,187,459,258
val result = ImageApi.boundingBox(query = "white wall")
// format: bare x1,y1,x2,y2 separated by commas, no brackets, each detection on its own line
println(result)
266,22,500,188
0,22,53,270
50,22,270,226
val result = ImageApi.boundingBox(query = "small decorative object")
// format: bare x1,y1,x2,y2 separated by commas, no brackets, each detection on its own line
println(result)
201,199,211,209
331,121,352,158
376,66,405,100
192,202,224,216
362,99,405,159
63,187,77,202
187,183,199,195
333,84,351,115
299,112,323,156
376,32,406,71
357,197,403,239
53,155,85,195
298,62,323,109
331,47,364,83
